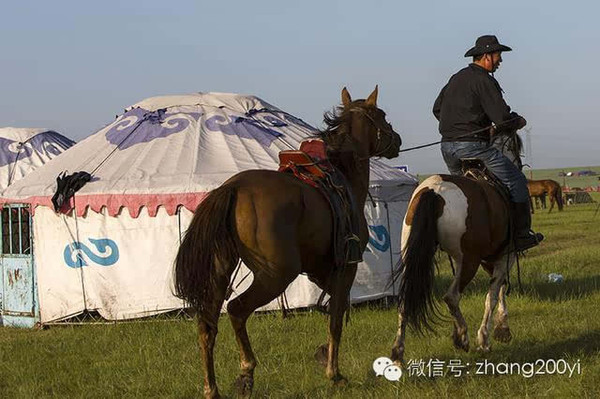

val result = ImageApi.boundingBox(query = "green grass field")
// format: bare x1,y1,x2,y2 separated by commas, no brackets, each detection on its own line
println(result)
1,187,599,398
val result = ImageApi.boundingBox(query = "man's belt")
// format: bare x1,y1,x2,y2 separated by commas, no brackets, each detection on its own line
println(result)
442,134,489,143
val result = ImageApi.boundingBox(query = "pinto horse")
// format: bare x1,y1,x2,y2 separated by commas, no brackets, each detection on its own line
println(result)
390,131,523,365
527,179,564,213
175,87,401,398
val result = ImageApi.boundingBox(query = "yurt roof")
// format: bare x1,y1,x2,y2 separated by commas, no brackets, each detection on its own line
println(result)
0,127,75,189
1,92,415,216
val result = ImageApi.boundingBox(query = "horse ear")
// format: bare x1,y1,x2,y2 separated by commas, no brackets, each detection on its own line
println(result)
365,85,378,107
341,87,352,107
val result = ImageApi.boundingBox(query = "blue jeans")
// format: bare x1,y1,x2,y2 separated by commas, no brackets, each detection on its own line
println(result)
440,141,529,203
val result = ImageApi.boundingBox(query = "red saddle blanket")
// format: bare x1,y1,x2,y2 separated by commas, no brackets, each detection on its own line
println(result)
278,139,333,186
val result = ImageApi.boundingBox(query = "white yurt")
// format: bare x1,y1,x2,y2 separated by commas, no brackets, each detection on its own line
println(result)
0,127,74,326
0,93,416,327
0,127,75,190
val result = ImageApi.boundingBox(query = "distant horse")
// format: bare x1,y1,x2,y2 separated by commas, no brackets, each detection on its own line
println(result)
527,179,563,213
389,130,523,365
175,87,401,398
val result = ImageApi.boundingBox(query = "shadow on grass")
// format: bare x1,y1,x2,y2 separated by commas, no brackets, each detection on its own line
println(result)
520,274,600,301
496,329,600,361
430,269,600,302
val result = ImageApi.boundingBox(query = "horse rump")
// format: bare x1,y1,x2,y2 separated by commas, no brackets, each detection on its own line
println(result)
174,184,239,324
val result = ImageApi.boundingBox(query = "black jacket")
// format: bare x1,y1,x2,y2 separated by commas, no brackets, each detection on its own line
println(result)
433,63,521,141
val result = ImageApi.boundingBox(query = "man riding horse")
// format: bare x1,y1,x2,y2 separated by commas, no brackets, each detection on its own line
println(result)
433,35,543,251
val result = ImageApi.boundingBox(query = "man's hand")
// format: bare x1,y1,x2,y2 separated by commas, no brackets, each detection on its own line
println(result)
510,112,527,129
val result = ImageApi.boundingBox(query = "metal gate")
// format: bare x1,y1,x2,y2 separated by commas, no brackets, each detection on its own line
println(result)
1,204,38,327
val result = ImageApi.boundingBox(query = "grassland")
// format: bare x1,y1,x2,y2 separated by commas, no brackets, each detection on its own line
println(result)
1,183,599,398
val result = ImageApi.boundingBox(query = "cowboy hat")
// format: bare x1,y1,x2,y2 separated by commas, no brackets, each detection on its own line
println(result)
464,35,512,57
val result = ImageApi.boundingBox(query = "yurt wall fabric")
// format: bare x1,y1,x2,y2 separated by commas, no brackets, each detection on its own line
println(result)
0,93,417,323
33,206,183,322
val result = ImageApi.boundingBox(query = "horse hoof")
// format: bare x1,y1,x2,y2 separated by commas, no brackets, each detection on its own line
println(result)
332,375,348,387
452,333,469,352
314,344,328,367
234,374,254,398
476,345,491,353
390,347,406,368
493,326,513,343
203,389,221,399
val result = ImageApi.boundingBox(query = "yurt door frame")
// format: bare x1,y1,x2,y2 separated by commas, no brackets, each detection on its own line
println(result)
1,204,38,327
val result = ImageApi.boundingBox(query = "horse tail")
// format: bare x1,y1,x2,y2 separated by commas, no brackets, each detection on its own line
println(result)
175,184,239,325
394,189,443,335
555,184,564,211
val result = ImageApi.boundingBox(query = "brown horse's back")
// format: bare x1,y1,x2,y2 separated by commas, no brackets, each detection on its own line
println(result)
227,169,336,274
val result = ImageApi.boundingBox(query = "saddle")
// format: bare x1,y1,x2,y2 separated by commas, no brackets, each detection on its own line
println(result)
278,139,330,186
460,158,511,203
279,139,362,266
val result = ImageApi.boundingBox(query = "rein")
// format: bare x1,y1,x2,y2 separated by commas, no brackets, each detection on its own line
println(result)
398,116,522,153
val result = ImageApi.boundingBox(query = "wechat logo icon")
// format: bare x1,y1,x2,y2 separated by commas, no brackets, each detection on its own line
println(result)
372,357,403,381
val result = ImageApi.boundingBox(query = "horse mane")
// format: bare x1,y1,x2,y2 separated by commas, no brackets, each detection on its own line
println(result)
314,101,368,175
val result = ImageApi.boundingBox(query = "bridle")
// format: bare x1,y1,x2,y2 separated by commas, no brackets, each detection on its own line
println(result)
349,107,399,157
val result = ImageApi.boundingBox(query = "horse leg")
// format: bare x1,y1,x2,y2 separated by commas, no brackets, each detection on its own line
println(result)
493,283,513,343
320,265,357,385
443,256,479,352
198,319,220,399
197,259,232,399
226,260,299,398
390,303,408,366
476,255,512,352
548,191,556,213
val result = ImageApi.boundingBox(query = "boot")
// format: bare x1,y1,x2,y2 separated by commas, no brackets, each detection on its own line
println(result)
512,202,544,251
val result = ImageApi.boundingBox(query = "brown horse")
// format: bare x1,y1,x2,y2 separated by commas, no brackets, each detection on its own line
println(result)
175,87,401,398
527,179,564,212
389,131,523,365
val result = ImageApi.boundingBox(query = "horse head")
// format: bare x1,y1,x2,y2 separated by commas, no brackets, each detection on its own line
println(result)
320,86,401,163
344,86,402,160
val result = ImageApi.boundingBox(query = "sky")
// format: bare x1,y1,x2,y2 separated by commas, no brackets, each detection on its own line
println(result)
1,1,598,174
